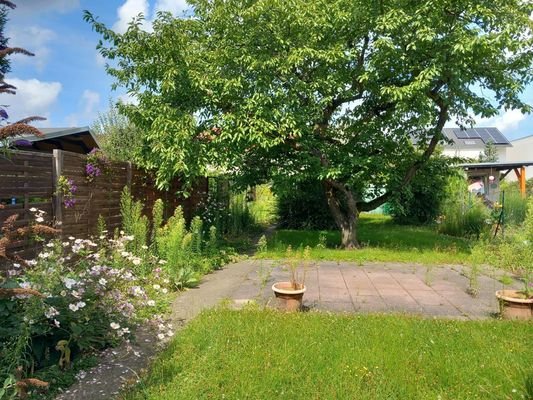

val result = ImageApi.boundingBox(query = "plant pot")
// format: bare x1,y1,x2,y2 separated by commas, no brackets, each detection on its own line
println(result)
272,282,306,312
495,290,533,320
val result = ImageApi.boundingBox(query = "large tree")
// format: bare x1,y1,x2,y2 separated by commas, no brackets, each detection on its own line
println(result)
86,0,533,248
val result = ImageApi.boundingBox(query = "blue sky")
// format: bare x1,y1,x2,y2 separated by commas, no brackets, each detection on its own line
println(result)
1,0,532,141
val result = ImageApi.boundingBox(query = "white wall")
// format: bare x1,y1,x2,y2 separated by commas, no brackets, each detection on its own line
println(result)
506,135,533,181
442,147,507,162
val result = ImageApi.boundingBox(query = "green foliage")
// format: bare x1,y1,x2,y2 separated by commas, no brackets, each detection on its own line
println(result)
121,309,533,400
247,185,278,226
478,140,499,162
276,180,336,230
151,198,164,253
91,100,143,162
156,207,229,289
0,235,171,397
86,0,533,247
120,187,149,255
386,156,458,225
474,198,533,296
437,176,490,238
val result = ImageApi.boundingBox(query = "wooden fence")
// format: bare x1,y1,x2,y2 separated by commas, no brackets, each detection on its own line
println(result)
0,149,207,258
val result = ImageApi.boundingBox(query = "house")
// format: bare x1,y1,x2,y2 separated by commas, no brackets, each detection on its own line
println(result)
10,126,99,154
505,134,533,182
441,127,510,161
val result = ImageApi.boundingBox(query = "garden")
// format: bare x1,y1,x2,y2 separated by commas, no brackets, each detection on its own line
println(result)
1,0,533,399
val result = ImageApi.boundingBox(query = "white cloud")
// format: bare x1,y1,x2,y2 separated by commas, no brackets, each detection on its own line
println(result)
0,78,62,125
81,90,101,115
14,0,79,15
475,109,526,132
154,0,190,16
118,92,139,105
95,52,106,67
113,0,150,34
64,90,102,127
7,26,56,71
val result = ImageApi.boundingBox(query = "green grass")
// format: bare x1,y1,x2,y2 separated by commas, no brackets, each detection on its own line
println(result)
261,214,471,265
122,308,533,400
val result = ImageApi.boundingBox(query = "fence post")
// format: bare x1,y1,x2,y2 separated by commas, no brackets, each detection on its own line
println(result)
52,149,64,230
126,162,132,190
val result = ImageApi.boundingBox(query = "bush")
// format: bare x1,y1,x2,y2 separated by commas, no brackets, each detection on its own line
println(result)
438,176,490,238
386,156,457,225
276,180,336,230
0,224,172,398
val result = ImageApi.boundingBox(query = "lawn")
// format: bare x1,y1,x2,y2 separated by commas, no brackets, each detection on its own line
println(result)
122,308,532,400
261,214,472,265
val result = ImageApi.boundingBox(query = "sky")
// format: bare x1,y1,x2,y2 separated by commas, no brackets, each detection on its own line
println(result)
1,0,532,141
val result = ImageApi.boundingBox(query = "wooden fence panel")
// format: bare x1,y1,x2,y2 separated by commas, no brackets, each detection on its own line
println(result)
1,150,208,261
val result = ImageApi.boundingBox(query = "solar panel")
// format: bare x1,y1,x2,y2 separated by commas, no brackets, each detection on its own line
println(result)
454,129,469,139
487,128,509,144
466,129,480,139
477,128,492,143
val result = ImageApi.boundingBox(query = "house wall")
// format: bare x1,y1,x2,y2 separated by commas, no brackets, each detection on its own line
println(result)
505,135,533,182
442,147,507,162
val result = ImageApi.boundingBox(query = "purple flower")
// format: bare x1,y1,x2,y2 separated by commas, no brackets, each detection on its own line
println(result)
64,198,76,208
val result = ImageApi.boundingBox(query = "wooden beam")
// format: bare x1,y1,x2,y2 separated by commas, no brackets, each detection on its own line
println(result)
513,168,521,180
500,169,513,180
519,166,526,198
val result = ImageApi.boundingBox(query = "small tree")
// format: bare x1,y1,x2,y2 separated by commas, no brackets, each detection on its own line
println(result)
86,0,533,248
478,140,499,163
91,100,143,162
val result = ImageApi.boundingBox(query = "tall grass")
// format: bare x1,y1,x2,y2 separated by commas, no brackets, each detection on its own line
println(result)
502,189,528,226
438,176,490,238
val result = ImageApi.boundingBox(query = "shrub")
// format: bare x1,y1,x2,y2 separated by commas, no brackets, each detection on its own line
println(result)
276,180,336,230
0,229,172,398
438,176,490,238
386,156,457,225
120,187,148,255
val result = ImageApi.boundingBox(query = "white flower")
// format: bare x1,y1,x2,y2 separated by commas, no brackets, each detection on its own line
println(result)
122,327,130,334
53,319,60,328
166,330,173,337
110,322,120,330
121,251,130,257
162,288,168,294
124,235,134,241
63,278,77,289
69,303,79,312
35,217,44,223
132,258,141,266
38,252,50,259
157,333,165,340
120,230,125,235
45,306,59,319
141,245,148,250
29,207,37,212
60,290,67,297
99,235,106,240
68,236,75,240
46,242,55,248
158,260,167,265
99,278,107,286
163,278,170,284
62,242,70,247
75,238,83,244
147,300,156,306
76,301,86,309
153,284,161,290
13,263,20,268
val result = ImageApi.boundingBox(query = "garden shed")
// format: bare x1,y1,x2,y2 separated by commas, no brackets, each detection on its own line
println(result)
458,161,533,202
10,126,99,154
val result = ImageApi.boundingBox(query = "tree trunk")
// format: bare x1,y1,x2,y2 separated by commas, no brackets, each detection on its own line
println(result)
323,180,359,249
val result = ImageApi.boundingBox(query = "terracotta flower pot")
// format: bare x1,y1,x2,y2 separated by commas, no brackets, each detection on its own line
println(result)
495,290,533,320
272,282,306,312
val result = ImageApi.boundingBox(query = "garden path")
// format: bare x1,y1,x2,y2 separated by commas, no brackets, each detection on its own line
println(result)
56,260,519,399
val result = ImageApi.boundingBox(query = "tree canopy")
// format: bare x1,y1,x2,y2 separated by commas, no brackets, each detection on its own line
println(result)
86,0,533,247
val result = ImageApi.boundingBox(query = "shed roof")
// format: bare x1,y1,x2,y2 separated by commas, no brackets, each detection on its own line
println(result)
10,126,99,154
457,161,533,171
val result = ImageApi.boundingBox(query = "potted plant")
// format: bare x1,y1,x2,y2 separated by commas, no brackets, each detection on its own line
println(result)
272,246,310,312
495,199,533,320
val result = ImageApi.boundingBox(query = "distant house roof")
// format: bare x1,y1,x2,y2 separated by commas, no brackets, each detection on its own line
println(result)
442,127,511,150
510,133,533,143
457,161,533,170
10,126,99,154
